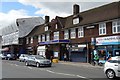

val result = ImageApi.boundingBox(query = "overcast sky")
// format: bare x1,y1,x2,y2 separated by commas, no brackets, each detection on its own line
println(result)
0,0,119,30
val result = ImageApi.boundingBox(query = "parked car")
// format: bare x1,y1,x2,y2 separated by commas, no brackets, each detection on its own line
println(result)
0,53,7,60
19,54,29,62
104,56,120,79
6,53,16,60
25,55,52,67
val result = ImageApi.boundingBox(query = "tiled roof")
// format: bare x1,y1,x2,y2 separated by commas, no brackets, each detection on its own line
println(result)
64,2,120,29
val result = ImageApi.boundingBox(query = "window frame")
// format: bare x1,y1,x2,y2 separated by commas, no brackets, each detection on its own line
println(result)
46,33,50,41
45,26,48,31
64,30,69,39
26,37,29,44
78,26,84,38
54,31,59,40
73,18,79,24
42,34,45,42
112,20,120,34
99,22,106,35
38,35,41,42
31,37,33,44
71,28,76,39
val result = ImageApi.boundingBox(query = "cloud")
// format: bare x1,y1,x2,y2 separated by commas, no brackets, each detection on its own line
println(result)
0,9,30,29
18,0,116,20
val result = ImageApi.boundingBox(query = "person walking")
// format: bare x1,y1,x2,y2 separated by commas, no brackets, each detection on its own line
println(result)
64,53,67,62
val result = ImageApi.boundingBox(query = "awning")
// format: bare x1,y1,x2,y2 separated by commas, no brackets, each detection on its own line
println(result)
39,40,70,45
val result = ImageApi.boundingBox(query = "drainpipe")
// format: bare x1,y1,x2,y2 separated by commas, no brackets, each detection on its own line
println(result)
86,42,89,63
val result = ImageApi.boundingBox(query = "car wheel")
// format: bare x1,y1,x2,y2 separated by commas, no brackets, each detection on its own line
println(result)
98,62,103,66
36,63,40,68
8,58,10,60
49,64,51,67
106,70,116,79
25,61,29,66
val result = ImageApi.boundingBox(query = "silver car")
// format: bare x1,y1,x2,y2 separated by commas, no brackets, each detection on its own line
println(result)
25,55,52,67
0,53,7,60
19,54,29,62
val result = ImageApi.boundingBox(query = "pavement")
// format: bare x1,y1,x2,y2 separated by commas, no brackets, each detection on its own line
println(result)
58,61,104,69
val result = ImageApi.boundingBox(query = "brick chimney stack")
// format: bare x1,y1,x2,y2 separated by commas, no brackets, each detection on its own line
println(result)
73,4,80,15
45,16,49,23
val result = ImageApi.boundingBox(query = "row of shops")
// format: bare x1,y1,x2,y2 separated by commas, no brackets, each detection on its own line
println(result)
27,35,120,63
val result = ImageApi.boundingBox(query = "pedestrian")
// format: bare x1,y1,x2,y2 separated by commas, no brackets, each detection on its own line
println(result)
50,56,53,63
64,53,67,62
94,54,99,65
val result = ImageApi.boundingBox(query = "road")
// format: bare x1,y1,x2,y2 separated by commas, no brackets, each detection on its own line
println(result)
1,60,110,80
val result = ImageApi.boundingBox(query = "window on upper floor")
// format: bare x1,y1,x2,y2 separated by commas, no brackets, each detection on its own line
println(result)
42,34,45,42
38,35,41,42
45,26,48,31
99,23,106,35
64,30,69,39
55,24,58,29
26,37,29,44
73,18,79,24
46,33,50,41
112,20,120,34
71,28,76,39
78,27,84,38
54,31,59,40
31,37,33,43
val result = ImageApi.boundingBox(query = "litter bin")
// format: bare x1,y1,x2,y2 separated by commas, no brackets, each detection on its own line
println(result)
52,59,58,63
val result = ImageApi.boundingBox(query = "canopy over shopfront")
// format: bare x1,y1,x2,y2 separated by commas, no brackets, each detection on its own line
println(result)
39,40,70,45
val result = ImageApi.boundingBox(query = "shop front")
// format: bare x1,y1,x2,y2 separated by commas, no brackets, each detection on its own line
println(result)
39,40,70,60
70,44,87,62
95,36,120,64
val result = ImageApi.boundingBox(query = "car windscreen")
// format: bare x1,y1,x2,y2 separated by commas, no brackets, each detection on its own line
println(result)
35,56,45,59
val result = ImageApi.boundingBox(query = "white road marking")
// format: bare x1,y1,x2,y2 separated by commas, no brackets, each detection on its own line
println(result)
14,64,18,66
76,75,86,78
28,67,32,69
46,70,55,73
45,69,87,78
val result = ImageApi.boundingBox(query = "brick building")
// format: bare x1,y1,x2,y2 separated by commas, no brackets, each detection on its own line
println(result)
26,2,120,62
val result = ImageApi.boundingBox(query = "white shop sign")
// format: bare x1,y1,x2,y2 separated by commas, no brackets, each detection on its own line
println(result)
96,36,120,45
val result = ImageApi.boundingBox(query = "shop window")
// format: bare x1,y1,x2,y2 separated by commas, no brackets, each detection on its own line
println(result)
114,49,120,56
112,20,120,34
71,28,76,39
64,30,69,39
78,27,84,38
98,50,106,60
99,23,106,35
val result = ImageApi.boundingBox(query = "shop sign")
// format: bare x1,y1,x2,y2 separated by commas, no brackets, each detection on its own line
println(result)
91,38,96,45
96,36,120,45
54,52,58,57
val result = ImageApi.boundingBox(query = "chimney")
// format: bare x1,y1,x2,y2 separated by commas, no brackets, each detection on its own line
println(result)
73,4,79,15
45,16,49,23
